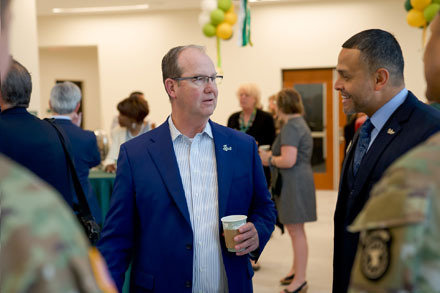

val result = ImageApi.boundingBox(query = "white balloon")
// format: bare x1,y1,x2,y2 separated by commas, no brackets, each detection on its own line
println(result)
201,0,217,12
198,12,211,26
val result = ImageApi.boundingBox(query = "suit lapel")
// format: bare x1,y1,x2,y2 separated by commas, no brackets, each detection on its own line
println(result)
210,121,234,220
353,93,414,191
147,121,191,227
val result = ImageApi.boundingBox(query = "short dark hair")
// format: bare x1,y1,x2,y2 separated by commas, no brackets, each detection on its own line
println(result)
129,91,144,98
117,96,149,123
277,88,304,115
0,59,32,108
343,29,404,85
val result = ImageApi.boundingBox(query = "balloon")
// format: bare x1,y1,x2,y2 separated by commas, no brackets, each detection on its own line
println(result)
410,0,432,10
407,8,427,27
210,9,225,26
405,0,413,11
224,11,238,25
218,0,232,12
424,3,440,22
227,4,235,13
203,23,216,37
198,12,210,26
216,22,233,40
201,0,217,12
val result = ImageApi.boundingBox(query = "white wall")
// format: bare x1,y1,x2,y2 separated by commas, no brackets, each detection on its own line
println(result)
37,0,427,132
39,46,102,130
10,0,40,113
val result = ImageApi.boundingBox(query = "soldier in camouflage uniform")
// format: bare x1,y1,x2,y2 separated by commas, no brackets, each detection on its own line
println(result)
348,13,440,293
0,154,117,292
0,1,116,292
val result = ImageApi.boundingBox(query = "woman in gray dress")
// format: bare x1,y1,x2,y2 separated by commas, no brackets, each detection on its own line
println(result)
260,88,317,293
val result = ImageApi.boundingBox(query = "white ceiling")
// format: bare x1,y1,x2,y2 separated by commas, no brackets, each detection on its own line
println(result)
36,0,348,16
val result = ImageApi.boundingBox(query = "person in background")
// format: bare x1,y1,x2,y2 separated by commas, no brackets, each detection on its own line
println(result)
103,95,151,172
333,29,440,293
0,59,76,207
227,83,276,187
0,1,116,292
98,45,276,292
227,83,276,272
268,93,283,134
260,88,316,293
348,13,440,292
49,81,102,223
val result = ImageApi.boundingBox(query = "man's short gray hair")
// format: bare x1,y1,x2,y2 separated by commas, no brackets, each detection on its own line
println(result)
50,82,82,114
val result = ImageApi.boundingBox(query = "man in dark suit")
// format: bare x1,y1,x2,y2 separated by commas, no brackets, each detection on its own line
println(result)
98,45,276,292
49,81,102,223
0,59,75,206
333,29,440,292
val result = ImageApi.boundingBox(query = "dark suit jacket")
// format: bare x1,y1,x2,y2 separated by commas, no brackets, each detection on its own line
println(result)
53,118,102,223
333,92,440,292
98,119,276,293
0,107,75,206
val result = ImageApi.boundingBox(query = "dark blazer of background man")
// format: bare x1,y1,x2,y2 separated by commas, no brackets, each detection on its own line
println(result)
333,29,440,293
50,81,102,222
0,60,75,206
98,45,276,293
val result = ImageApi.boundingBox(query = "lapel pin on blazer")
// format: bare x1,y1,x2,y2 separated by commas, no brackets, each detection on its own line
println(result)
387,128,395,135
223,144,232,151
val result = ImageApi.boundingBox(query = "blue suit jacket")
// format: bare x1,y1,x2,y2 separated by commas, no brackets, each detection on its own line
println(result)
98,119,276,293
0,107,75,206
333,92,440,292
53,119,102,223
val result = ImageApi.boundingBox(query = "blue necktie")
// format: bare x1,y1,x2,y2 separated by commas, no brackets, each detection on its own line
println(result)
353,118,374,176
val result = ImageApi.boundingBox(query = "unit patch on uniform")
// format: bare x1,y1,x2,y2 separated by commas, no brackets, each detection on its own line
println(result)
360,229,391,281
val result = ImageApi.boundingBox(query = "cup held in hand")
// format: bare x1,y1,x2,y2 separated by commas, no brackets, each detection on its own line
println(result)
221,215,247,252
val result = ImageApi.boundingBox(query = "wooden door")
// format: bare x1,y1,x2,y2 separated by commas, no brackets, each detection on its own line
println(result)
282,68,335,189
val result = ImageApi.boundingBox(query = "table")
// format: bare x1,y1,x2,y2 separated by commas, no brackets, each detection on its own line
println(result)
89,169,115,224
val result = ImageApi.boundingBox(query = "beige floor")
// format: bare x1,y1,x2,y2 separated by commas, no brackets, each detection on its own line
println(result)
253,190,338,293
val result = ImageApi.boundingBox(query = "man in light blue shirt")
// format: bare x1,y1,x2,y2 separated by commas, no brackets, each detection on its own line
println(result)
98,45,276,293
333,29,440,293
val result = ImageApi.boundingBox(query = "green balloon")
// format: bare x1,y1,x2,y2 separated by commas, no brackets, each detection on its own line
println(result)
405,0,413,11
203,23,216,37
424,3,440,22
218,0,232,11
210,9,225,26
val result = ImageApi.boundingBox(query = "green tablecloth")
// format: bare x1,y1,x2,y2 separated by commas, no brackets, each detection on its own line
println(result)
88,169,130,293
89,169,115,224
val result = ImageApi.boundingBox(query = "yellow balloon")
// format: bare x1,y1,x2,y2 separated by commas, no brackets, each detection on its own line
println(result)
410,0,432,10
227,4,235,13
216,22,233,40
407,8,427,27
224,11,238,25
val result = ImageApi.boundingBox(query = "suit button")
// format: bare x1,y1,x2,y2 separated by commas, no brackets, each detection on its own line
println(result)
186,244,192,250
186,281,191,288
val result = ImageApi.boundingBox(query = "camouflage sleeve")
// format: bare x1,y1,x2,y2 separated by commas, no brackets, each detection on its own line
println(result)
0,155,117,293
348,133,440,292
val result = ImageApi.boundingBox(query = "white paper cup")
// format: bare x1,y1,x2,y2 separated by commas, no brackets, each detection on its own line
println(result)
221,215,247,252
259,145,270,151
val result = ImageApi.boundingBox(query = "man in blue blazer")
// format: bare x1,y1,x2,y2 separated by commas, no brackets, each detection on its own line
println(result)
50,81,102,223
0,59,75,206
98,45,276,292
333,29,440,293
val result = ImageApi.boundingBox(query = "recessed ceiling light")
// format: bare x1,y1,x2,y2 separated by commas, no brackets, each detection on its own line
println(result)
52,4,149,14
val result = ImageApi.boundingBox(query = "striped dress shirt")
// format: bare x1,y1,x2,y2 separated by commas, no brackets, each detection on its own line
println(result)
168,116,228,293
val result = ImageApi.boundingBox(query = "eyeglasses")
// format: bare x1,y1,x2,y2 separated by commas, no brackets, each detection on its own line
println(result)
172,75,223,86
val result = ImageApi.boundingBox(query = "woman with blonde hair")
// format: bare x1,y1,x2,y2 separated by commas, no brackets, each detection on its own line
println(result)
260,88,317,293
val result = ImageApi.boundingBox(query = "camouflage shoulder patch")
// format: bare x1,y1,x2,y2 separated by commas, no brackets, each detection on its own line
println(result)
360,229,391,281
